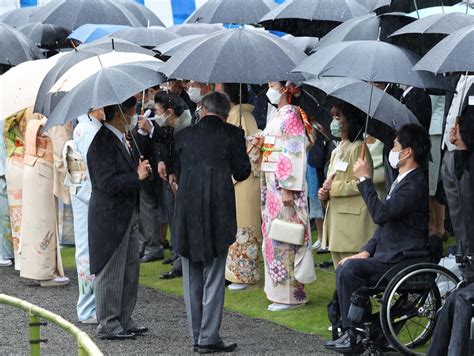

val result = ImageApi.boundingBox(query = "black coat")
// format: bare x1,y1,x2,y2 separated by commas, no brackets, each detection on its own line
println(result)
172,115,251,262
87,126,141,274
358,168,429,263
401,88,432,131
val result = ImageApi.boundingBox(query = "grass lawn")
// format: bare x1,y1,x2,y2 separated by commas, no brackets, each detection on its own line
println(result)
61,230,335,339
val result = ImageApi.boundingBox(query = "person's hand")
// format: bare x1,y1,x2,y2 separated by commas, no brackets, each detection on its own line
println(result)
138,118,153,134
338,251,370,265
282,189,294,207
251,136,264,150
454,122,468,150
157,161,167,180
353,158,370,179
322,174,335,191
137,159,151,181
449,125,458,145
168,173,177,185
318,187,329,201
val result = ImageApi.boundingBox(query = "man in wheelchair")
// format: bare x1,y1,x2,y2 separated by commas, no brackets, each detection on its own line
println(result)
325,124,432,353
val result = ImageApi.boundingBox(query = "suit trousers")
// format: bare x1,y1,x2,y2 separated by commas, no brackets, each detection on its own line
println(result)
139,189,164,259
95,209,140,337
336,258,393,328
181,253,227,346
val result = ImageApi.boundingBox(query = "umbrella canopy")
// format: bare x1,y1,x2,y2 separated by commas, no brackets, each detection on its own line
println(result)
316,13,415,50
165,23,224,36
44,61,166,130
29,0,142,31
153,34,206,57
406,3,474,17
18,22,71,48
111,27,180,48
117,0,165,27
68,24,129,44
34,37,154,115
374,0,460,15
0,7,37,28
185,0,276,25
159,28,306,84
293,40,452,90
0,23,44,65
282,35,320,54
259,0,371,37
413,25,474,74
389,13,474,55
0,53,67,120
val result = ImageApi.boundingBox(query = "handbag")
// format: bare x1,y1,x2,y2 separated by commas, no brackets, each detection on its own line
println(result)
269,218,305,246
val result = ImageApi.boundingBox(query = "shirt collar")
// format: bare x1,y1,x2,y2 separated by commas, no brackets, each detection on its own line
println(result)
402,86,414,98
397,168,416,184
104,122,125,142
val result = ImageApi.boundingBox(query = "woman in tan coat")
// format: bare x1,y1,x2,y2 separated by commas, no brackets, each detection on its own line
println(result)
319,101,377,267
221,83,262,290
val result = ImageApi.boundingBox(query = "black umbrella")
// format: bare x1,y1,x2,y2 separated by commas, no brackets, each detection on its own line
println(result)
0,23,44,65
44,61,166,130
185,0,276,25
259,0,371,37
159,28,306,84
111,27,180,49
34,38,155,115
0,7,37,28
165,23,224,36
117,0,165,27
153,34,206,58
18,22,71,48
373,0,460,15
390,13,474,55
29,0,142,31
315,13,415,50
293,40,452,90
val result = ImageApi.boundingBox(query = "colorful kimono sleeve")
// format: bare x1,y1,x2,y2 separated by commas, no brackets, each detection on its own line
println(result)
275,110,306,191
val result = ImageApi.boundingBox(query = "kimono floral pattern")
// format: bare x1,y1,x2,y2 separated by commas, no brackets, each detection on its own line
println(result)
260,105,311,305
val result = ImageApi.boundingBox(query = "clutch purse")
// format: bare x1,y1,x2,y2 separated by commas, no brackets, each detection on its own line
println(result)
269,219,305,246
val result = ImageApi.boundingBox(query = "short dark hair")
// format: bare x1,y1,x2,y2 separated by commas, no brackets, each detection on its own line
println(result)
331,100,365,142
104,96,137,122
396,124,431,165
221,83,248,105
201,91,230,118
154,91,186,117
459,106,474,152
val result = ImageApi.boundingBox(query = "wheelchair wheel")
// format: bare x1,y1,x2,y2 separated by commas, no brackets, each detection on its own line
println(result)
380,263,460,355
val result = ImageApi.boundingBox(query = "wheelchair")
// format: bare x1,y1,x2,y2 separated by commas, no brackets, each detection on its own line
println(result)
329,249,461,355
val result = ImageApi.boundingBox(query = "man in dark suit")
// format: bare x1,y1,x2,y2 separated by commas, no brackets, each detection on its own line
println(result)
400,86,432,131
326,124,431,352
172,92,250,354
87,96,150,340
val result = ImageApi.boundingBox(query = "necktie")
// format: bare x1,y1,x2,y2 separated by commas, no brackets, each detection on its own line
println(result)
122,135,131,156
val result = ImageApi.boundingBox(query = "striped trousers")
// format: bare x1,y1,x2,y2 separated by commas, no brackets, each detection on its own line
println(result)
95,210,140,337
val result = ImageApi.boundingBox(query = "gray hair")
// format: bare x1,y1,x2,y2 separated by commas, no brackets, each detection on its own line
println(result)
201,91,231,119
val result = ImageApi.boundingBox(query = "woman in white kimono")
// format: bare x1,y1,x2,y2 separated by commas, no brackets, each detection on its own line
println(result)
254,82,316,311
0,121,13,267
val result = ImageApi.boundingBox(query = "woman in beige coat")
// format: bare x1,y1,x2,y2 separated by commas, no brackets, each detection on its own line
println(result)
319,101,377,267
221,83,262,290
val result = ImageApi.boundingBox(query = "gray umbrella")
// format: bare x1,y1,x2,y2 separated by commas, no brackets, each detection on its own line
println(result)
153,34,206,57
374,0,460,15
44,61,166,130
159,28,306,84
34,38,154,115
259,0,370,37
165,23,224,36
185,0,276,25
18,22,71,48
316,13,415,50
390,13,474,55
117,1,165,27
111,27,180,49
412,25,474,73
0,23,44,65
282,35,320,54
0,7,37,28
293,40,452,90
29,0,142,31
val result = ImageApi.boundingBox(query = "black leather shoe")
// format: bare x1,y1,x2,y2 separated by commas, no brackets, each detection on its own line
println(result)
193,345,198,352
198,341,238,354
162,258,173,265
325,331,349,350
141,254,164,263
333,330,363,353
98,331,136,340
159,270,182,280
128,326,148,335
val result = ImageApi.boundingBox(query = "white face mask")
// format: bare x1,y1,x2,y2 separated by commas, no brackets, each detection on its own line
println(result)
127,114,138,131
155,110,170,127
188,87,203,103
266,87,283,105
388,149,407,169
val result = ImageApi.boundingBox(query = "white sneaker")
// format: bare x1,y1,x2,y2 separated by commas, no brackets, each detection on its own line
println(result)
228,283,249,290
80,316,98,325
312,240,321,250
267,303,304,311
0,259,13,267
40,276,70,287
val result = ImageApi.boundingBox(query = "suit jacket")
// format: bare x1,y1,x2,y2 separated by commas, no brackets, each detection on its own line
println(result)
401,88,432,131
172,115,251,262
359,167,429,263
87,126,141,274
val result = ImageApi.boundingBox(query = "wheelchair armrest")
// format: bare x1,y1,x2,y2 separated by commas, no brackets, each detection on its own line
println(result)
402,251,430,258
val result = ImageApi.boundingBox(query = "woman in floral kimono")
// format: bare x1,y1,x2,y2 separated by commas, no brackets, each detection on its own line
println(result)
253,82,315,311
0,121,13,267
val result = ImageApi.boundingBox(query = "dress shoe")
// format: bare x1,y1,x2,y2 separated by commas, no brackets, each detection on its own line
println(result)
193,345,198,352
159,270,182,280
325,331,349,349
98,331,136,340
80,316,98,325
198,341,238,354
141,254,164,263
128,326,148,335
162,258,173,265
228,283,249,290
333,330,363,353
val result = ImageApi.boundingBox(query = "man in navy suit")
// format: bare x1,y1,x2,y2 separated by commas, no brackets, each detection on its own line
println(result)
326,124,431,352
